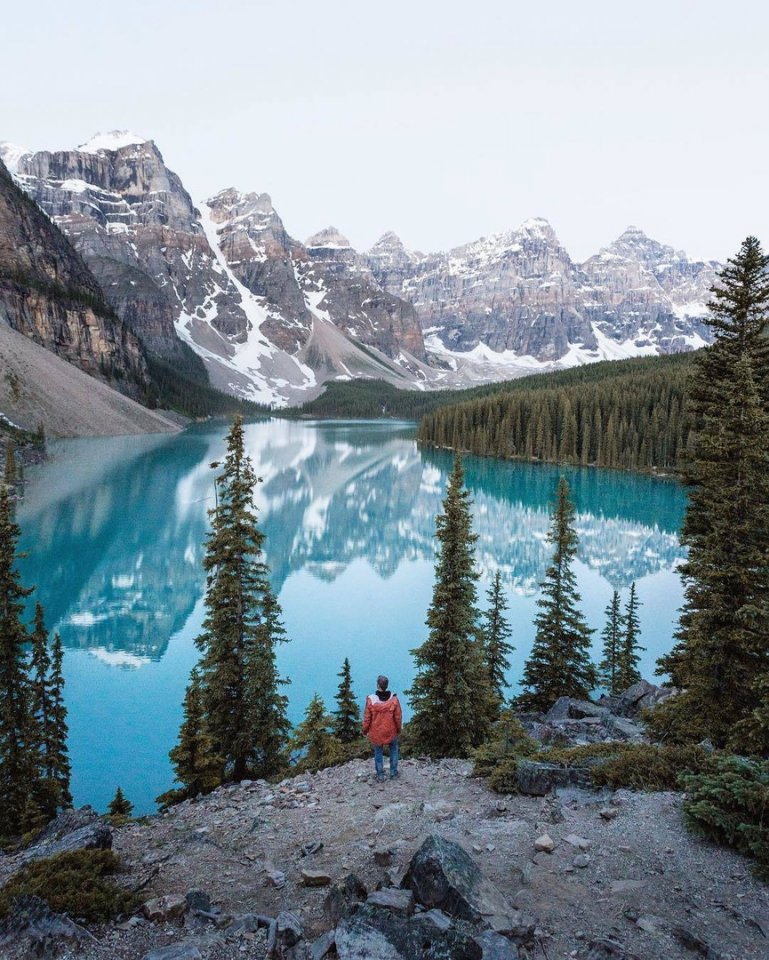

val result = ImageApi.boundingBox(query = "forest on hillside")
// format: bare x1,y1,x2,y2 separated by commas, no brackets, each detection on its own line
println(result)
416,353,695,474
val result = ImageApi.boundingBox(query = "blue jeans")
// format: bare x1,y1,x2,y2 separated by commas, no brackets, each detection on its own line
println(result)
374,739,399,778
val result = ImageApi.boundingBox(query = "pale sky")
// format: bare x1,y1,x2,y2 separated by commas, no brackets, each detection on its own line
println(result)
2,0,767,262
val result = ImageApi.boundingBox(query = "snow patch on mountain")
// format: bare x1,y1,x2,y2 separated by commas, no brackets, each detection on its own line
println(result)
0,142,30,174
78,130,149,154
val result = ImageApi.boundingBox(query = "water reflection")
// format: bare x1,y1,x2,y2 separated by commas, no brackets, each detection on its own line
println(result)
18,420,686,663
16,419,687,813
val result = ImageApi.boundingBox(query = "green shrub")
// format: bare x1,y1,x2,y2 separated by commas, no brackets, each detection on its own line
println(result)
683,756,769,878
543,742,718,791
473,711,539,780
0,850,140,922
488,758,522,793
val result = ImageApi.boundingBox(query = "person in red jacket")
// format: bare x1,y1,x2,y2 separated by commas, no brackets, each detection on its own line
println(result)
362,674,402,782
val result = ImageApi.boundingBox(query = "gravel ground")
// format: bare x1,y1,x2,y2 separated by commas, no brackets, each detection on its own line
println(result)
0,324,180,438
12,757,765,960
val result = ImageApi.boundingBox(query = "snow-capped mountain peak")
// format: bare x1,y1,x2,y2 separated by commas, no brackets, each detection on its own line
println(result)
0,142,30,173
77,130,149,154
305,226,352,249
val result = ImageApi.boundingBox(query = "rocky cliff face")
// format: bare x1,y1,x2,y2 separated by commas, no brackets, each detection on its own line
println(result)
8,134,247,360
3,135,430,405
367,219,717,367
0,159,148,395
2,131,720,402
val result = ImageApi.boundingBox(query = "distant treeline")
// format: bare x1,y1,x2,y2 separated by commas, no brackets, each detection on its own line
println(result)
416,353,696,474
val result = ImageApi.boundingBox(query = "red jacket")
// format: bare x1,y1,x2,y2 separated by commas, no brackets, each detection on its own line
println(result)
362,692,402,746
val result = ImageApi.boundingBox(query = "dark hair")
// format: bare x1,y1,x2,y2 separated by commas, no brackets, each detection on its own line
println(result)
377,674,389,690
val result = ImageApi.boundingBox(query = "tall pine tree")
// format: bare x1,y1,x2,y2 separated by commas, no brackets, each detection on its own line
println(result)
168,416,290,796
47,632,71,811
332,658,360,743
518,477,596,711
408,456,492,756
480,571,514,716
617,582,643,691
598,590,625,695
652,239,769,750
0,485,34,837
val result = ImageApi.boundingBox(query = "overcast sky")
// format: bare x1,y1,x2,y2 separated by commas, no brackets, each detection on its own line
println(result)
2,0,767,262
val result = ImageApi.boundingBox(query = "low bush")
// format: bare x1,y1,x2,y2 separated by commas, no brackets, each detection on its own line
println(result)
0,850,140,922
472,711,539,780
683,756,769,878
544,742,718,791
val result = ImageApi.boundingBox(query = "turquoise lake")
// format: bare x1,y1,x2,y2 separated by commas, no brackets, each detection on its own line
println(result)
17,419,688,815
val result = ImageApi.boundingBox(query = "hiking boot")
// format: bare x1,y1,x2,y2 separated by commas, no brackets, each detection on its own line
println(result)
390,771,398,780
376,774,386,783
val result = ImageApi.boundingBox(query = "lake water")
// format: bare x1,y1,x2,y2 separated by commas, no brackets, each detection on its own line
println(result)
17,419,687,814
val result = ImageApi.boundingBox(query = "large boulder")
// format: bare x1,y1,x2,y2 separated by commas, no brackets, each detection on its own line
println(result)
401,836,535,939
615,681,676,718
19,806,112,866
335,904,482,960
0,894,93,958
323,874,368,925
546,698,607,722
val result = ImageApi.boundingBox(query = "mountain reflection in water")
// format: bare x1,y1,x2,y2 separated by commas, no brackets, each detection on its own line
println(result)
17,419,687,813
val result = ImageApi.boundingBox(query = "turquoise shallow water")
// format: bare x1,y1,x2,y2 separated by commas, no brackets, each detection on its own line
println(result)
16,418,688,814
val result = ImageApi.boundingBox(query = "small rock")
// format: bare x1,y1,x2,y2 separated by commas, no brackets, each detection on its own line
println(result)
474,930,519,958
564,834,591,851
300,841,324,857
323,874,368,924
301,869,332,887
573,855,591,869
185,890,211,913
635,916,659,933
266,869,286,889
142,945,203,960
268,911,304,956
367,888,415,916
495,800,508,813
599,808,619,821
142,894,187,923
422,908,453,932
310,929,336,960
534,834,555,853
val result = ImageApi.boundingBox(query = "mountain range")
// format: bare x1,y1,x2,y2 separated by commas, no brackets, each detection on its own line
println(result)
1,130,718,408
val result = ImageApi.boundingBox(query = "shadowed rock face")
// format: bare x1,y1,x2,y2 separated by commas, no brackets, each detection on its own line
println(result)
12,139,249,359
0,159,148,396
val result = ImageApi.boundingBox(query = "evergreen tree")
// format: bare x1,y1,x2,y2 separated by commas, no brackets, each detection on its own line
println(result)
107,786,133,819
408,456,492,756
617,582,644,691
0,485,34,837
4,441,16,488
332,658,360,743
598,590,625,695
518,478,597,711
169,416,290,795
652,239,769,750
479,571,514,716
162,670,222,805
292,694,342,771
47,633,72,810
